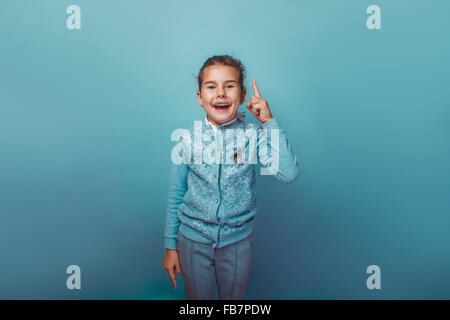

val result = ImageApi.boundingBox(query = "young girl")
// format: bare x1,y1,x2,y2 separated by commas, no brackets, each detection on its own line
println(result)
162,55,299,300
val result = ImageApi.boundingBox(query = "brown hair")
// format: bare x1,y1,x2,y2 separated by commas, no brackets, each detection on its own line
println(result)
196,55,246,92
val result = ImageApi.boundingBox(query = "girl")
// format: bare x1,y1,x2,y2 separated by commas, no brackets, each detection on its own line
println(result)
162,55,299,299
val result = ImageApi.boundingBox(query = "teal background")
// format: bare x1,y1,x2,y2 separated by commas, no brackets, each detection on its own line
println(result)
1,0,449,299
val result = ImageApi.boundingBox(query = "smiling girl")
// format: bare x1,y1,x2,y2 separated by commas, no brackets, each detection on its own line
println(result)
163,55,300,300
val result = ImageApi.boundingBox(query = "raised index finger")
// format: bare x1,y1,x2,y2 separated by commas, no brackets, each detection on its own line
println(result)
252,80,261,97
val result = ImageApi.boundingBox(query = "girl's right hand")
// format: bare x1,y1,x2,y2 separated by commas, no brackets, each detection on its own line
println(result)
162,249,181,289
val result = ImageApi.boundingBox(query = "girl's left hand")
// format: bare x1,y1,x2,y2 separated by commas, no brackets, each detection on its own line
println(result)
246,80,273,124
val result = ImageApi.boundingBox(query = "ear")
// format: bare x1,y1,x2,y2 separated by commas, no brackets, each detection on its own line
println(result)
197,90,203,107
240,87,247,104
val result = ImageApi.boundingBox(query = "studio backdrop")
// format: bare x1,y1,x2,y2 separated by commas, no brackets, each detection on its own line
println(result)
1,0,449,299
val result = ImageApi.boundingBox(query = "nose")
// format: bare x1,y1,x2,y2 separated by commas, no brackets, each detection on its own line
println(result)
216,87,225,97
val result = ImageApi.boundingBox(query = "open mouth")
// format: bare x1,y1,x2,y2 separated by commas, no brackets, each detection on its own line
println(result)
213,103,231,112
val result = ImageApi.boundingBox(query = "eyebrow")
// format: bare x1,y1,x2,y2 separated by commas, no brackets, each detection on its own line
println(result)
203,80,238,85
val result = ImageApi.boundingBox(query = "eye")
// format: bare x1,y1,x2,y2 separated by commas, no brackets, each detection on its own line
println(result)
226,84,234,88
206,85,215,89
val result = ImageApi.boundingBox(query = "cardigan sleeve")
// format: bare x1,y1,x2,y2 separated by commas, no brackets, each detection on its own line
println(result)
257,118,300,183
164,162,189,249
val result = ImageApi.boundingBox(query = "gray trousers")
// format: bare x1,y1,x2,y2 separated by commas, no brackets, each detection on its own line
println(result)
177,232,254,300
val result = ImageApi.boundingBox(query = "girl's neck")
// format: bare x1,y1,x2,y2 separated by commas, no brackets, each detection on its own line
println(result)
207,114,237,127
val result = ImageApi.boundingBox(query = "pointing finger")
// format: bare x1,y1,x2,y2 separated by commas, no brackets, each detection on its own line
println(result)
168,269,177,289
252,80,261,97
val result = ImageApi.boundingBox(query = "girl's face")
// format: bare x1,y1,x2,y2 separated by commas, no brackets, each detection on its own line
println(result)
197,65,246,127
